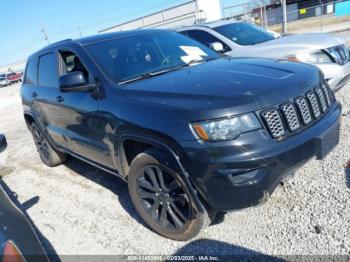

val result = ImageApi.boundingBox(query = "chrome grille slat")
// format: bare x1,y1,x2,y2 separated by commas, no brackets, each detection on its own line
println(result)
315,87,327,113
261,109,285,138
306,91,321,118
295,97,312,125
321,83,332,106
280,103,300,131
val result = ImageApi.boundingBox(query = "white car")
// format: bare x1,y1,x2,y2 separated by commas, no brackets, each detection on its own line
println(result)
177,20,350,92
0,74,11,87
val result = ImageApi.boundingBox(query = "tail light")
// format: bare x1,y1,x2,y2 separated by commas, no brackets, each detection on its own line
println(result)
2,241,25,262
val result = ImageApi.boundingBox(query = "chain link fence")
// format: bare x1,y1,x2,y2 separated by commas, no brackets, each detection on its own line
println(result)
223,0,350,33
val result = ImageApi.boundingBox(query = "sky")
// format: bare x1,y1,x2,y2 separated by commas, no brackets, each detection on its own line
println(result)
0,0,248,66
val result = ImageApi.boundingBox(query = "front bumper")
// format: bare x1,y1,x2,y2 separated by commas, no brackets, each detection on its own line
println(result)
317,62,350,93
180,102,342,211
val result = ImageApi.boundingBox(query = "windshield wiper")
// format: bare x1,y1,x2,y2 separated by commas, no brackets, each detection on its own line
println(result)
118,57,216,84
118,69,175,84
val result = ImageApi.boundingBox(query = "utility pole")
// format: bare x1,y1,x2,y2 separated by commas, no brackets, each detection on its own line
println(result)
78,26,83,38
263,2,267,28
259,2,263,27
319,0,323,32
281,0,288,33
40,22,50,44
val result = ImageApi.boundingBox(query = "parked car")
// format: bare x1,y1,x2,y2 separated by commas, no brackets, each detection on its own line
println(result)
21,29,341,240
0,74,11,87
0,134,48,262
7,72,22,84
176,21,350,92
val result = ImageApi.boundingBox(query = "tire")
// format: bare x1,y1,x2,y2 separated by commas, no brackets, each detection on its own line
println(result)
128,148,209,241
30,122,67,167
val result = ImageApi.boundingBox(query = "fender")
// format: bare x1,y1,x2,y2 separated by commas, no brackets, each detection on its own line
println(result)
118,134,206,216
23,110,63,153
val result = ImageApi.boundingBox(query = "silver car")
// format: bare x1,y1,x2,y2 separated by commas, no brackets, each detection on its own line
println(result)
0,74,11,87
177,20,350,92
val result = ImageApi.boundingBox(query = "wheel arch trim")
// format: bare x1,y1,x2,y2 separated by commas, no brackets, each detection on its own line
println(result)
118,134,205,215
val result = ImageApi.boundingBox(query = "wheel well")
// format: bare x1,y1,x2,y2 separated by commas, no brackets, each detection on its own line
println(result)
121,139,153,176
24,114,35,128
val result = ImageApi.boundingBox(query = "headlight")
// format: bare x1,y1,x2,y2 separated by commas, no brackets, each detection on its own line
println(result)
286,50,333,64
192,113,261,141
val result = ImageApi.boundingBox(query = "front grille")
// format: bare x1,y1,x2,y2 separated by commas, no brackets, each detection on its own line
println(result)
327,45,350,65
261,83,334,139
280,103,300,131
295,97,312,125
306,91,321,118
261,109,285,138
315,87,327,113
321,83,332,106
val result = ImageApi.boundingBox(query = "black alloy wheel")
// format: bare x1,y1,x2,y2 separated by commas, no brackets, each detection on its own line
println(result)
32,125,50,162
136,164,191,231
128,148,209,241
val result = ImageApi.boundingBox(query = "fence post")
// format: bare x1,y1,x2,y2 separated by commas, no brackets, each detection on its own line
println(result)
282,0,288,33
320,3,323,32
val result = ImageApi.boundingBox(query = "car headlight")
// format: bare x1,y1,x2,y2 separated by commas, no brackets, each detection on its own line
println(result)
286,50,333,64
192,113,261,141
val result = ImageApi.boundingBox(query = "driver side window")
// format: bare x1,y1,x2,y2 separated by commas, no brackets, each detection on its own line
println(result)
59,51,90,83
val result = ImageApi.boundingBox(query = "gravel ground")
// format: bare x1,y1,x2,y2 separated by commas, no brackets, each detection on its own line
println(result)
0,76,349,259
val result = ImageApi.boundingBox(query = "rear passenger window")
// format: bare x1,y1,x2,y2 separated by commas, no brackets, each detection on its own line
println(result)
38,53,57,87
24,60,36,85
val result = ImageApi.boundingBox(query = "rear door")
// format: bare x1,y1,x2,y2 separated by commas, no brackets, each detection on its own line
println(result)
34,51,65,146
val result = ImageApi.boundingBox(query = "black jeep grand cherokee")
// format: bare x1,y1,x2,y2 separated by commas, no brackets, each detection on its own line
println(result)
21,30,341,240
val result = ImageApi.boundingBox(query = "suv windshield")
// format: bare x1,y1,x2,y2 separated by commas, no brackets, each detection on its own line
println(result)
85,31,219,83
213,22,276,46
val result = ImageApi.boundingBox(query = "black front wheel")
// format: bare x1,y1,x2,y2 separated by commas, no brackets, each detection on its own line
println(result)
128,148,209,241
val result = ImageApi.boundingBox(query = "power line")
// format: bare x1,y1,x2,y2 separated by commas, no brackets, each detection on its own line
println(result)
37,0,186,42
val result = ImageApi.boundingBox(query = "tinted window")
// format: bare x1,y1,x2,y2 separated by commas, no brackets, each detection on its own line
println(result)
184,30,230,51
59,51,89,82
38,53,57,87
213,22,275,46
24,59,37,85
85,31,219,83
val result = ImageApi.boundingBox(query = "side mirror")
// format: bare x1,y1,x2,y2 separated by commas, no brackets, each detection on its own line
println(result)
59,71,95,93
0,134,7,153
209,42,224,53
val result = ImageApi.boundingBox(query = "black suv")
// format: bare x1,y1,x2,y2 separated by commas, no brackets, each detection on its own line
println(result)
21,29,341,240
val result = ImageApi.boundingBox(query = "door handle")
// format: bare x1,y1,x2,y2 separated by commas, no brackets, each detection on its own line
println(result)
56,96,64,103
32,92,38,98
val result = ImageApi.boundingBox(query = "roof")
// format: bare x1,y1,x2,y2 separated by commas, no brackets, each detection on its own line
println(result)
176,19,240,30
29,29,170,58
76,29,169,45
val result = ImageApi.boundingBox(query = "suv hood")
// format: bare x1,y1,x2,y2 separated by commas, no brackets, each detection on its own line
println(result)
121,57,322,120
234,33,346,59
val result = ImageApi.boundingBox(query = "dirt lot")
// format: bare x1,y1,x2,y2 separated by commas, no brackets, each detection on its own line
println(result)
0,76,350,259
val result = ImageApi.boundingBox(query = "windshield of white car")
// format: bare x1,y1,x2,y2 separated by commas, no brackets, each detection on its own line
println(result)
85,31,220,83
213,22,275,46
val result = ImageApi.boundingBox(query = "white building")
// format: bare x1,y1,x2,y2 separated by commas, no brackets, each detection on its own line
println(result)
99,0,222,33
0,60,26,74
